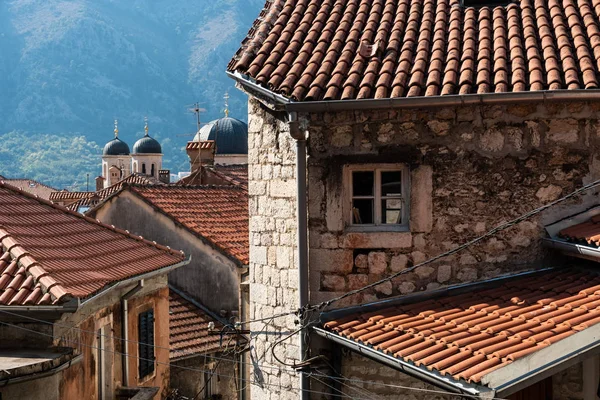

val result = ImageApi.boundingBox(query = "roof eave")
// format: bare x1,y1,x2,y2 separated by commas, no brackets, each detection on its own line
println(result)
543,238,600,263
227,71,600,113
313,327,492,398
80,255,191,306
483,324,600,398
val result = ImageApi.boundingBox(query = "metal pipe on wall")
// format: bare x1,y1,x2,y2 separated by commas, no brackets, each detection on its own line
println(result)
121,280,144,385
289,112,310,400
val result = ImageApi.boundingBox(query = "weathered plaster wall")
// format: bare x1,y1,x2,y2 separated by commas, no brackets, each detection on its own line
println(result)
92,192,241,314
56,276,170,400
170,354,239,399
247,98,300,400
306,102,600,307
0,372,61,400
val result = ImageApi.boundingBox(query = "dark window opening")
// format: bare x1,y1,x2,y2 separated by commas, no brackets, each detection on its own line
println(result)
142,163,146,174
138,309,155,379
350,167,405,226
151,163,155,177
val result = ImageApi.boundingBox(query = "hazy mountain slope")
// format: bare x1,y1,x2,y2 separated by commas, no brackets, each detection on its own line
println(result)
0,0,261,187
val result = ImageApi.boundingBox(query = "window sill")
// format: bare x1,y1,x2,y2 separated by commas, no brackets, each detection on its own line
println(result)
345,225,410,233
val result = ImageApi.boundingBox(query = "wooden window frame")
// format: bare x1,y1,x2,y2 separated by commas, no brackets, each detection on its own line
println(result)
345,164,410,232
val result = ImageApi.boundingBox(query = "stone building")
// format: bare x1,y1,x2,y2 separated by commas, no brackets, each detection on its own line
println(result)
0,180,189,400
227,0,600,398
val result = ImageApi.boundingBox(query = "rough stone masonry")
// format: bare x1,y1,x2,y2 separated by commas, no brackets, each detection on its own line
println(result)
247,98,600,399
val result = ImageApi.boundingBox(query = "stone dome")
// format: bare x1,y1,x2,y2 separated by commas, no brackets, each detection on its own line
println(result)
193,117,248,155
133,134,162,154
103,137,130,156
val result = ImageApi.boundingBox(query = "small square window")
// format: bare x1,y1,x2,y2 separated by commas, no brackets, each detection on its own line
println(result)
347,165,409,230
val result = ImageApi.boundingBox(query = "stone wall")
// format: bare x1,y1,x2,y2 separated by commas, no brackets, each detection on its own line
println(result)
247,98,301,400
171,354,239,399
306,102,600,308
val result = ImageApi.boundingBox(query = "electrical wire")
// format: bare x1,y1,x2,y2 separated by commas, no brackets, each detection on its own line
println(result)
0,309,295,375
0,319,504,399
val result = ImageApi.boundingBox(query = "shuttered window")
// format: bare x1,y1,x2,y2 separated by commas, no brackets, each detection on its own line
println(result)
138,309,155,378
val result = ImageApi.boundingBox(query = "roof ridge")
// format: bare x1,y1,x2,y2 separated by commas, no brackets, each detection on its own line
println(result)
0,180,185,259
0,227,70,303
128,182,247,191
2,178,59,191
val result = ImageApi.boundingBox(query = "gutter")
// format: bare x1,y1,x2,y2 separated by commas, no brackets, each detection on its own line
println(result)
0,354,83,386
542,238,600,261
80,256,191,307
227,71,600,113
0,297,79,314
122,280,144,386
313,327,491,398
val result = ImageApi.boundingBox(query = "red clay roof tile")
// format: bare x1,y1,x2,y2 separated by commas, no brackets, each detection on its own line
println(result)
169,289,228,360
127,185,249,265
230,0,600,101
323,268,600,385
0,181,184,304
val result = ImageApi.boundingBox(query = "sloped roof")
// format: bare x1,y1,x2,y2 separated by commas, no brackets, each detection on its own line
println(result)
177,165,248,189
320,268,600,395
0,181,185,304
50,191,93,202
169,288,226,360
229,0,600,102
126,185,249,265
67,173,162,212
557,214,600,243
1,179,58,201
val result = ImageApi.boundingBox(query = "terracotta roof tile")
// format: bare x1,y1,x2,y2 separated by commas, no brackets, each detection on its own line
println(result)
558,215,600,245
169,289,228,360
127,185,249,265
0,181,185,304
230,0,600,100
323,268,600,385
177,165,248,189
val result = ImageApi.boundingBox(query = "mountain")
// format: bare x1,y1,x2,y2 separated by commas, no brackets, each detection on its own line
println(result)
0,0,261,188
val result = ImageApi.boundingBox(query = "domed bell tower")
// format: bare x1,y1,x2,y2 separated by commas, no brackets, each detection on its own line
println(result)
101,120,131,188
131,118,163,179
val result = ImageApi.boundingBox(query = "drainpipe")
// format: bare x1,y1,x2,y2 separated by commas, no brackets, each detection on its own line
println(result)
289,112,310,400
121,279,144,386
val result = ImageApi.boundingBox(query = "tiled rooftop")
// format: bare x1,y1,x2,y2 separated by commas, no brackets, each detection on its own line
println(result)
323,268,600,385
557,214,600,245
128,185,249,265
49,191,93,202
178,165,248,188
229,0,600,101
0,181,185,303
1,179,58,201
169,289,225,360
67,173,161,212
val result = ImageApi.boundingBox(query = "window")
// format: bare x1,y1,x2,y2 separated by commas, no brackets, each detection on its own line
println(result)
138,309,155,379
141,163,146,174
151,163,155,177
348,165,409,229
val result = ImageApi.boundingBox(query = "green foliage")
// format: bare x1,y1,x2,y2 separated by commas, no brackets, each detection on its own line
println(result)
0,131,101,190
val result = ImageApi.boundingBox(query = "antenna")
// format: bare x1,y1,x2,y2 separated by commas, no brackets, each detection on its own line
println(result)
187,102,207,132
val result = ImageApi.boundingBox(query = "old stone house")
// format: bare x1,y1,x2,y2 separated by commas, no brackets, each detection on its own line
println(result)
0,180,189,400
227,0,600,399
87,183,249,399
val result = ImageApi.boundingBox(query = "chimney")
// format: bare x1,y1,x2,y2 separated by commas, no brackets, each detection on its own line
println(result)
95,176,105,191
159,169,170,184
186,140,215,174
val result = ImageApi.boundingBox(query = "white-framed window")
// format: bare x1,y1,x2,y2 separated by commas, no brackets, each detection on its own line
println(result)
346,164,409,230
